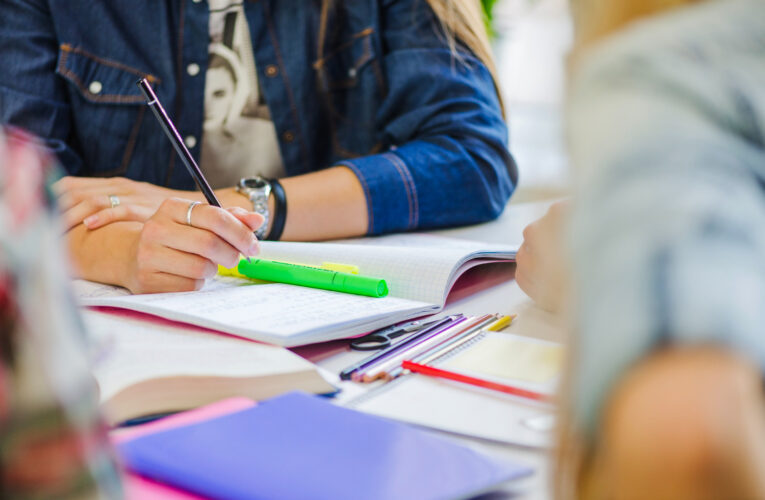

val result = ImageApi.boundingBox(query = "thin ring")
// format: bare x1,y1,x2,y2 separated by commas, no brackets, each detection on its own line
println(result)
108,194,120,209
186,201,201,227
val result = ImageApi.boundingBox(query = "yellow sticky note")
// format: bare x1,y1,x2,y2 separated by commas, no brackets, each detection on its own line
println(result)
445,335,563,384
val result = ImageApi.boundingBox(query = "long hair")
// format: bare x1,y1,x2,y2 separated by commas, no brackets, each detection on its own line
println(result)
318,0,505,117
423,0,505,116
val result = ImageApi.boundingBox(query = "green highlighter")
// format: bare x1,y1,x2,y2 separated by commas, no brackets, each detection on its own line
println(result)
237,259,389,298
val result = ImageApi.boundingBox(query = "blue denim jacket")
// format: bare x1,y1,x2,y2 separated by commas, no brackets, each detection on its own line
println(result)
0,0,516,235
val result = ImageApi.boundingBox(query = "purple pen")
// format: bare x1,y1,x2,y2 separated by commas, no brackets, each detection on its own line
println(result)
339,315,461,381
352,315,469,382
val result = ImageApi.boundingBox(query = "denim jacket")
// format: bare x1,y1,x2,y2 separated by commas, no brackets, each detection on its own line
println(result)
0,0,516,234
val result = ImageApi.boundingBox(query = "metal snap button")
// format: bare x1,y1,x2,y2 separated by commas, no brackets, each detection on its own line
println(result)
187,63,200,76
184,135,197,149
88,81,103,95
265,65,279,78
282,131,295,143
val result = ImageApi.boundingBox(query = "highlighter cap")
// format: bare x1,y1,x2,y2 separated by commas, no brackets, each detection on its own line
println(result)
337,274,388,298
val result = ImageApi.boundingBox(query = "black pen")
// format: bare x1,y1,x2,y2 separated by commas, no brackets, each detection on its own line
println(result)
137,78,221,207
137,78,251,262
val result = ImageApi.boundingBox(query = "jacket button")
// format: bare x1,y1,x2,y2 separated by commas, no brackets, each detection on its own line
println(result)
282,131,295,143
184,135,197,149
187,63,200,76
88,81,103,95
265,65,279,78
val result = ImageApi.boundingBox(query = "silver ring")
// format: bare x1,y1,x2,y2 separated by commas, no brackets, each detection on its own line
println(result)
186,201,201,227
108,194,120,209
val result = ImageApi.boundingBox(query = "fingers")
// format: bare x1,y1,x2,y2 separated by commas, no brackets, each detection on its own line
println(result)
128,269,204,294
135,242,219,281
227,206,265,233
83,204,154,229
514,242,537,299
159,198,260,258
143,218,241,269
54,176,142,215
61,196,113,232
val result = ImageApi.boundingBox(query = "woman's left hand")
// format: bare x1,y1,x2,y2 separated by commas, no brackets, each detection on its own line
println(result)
52,176,201,232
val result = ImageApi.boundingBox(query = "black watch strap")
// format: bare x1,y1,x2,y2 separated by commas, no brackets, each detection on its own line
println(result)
266,179,287,241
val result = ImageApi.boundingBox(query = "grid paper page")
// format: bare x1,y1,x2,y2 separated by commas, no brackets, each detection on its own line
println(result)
258,237,516,305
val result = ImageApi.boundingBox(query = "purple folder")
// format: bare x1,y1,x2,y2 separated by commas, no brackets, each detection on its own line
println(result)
119,392,532,500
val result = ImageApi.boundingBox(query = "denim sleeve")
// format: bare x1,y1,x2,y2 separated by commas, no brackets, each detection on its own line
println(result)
0,0,83,174
338,0,516,235
567,22,765,440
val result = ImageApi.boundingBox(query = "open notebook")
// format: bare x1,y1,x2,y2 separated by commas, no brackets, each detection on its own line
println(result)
75,235,517,347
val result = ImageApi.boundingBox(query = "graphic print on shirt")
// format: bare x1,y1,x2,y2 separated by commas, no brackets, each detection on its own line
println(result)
202,0,284,188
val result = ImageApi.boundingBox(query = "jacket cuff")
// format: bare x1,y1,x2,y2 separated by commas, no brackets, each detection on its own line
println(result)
338,151,418,235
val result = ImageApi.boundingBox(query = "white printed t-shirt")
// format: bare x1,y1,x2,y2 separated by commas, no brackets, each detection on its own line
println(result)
200,0,285,189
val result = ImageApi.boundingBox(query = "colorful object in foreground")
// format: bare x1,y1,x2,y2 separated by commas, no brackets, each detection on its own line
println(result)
238,258,388,298
402,361,549,403
0,128,122,499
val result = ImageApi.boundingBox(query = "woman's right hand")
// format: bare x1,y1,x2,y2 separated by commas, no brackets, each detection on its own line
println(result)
120,198,263,294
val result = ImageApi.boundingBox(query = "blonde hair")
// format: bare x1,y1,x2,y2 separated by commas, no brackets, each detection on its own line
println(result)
424,0,505,116
318,0,504,117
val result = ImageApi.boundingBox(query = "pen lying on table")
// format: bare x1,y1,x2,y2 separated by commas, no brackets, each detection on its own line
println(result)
361,314,496,382
339,316,462,381
345,313,515,383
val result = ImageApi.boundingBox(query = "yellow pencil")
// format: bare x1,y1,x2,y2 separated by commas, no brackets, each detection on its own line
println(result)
487,314,515,332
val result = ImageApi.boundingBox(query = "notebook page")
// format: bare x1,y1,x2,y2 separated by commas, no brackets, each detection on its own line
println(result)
78,277,435,346
258,236,516,305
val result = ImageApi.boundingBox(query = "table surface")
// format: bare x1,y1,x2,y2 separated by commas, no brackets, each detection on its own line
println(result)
319,200,563,500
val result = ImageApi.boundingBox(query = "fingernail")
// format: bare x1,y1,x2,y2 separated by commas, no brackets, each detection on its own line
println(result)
248,240,260,256
83,215,98,227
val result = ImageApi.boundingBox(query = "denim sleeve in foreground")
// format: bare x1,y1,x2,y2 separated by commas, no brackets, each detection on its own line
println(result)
0,0,83,174
338,0,516,235
567,31,765,440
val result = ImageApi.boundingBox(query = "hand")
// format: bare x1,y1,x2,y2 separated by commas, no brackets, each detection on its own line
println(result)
121,198,263,293
515,201,570,313
52,176,199,231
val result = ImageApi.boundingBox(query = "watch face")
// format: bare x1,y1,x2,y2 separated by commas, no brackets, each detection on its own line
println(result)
241,177,268,189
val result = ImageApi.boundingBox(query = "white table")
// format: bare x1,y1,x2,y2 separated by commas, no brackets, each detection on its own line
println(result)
318,200,563,500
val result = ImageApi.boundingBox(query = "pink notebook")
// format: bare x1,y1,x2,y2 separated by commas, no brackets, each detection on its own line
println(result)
111,397,256,500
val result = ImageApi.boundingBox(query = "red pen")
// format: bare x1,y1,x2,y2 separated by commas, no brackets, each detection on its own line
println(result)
402,360,550,403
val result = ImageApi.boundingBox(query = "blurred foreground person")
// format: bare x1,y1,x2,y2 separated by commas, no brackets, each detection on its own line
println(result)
0,128,121,499
515,0,765,498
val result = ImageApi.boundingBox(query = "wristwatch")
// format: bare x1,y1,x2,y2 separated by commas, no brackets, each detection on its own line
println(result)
237,176,271,240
